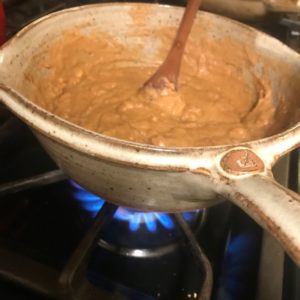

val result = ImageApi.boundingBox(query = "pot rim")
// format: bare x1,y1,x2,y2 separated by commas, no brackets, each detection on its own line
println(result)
1,2,300,171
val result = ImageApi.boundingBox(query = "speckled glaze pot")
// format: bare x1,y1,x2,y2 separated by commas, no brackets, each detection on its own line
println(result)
1,3,300,265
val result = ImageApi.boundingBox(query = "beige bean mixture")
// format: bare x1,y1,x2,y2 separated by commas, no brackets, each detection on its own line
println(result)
25,29,279,147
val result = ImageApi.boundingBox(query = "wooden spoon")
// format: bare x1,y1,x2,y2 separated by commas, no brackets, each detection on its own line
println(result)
143,0,204,91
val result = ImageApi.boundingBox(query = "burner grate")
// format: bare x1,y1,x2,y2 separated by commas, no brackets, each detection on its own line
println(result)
0,202,122,299
0,181,213,300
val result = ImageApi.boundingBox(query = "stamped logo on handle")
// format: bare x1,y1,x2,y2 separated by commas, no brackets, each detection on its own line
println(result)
220,149,264,174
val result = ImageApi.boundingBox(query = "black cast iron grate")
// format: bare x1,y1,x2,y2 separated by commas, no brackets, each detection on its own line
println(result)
0,171,213,300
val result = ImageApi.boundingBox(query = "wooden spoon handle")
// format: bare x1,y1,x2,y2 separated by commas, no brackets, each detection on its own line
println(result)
144,0,203,90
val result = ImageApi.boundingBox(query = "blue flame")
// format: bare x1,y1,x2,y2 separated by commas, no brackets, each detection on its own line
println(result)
70,181,196,232
215,232,259,300
72,182,105,217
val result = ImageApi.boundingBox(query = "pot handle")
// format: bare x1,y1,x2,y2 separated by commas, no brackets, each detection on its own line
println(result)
219,149,300,265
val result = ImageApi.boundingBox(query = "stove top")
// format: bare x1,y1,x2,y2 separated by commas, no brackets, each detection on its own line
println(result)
4,0,92,38
0,1,300,300
0,173,263,300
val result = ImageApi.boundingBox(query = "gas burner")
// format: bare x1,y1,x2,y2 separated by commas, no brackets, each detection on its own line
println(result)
97,239,179,258
71,180,201,232
0,177,213,300
71,181,205,257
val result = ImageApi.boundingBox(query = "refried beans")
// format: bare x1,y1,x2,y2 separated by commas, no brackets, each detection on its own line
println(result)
24,28,279,147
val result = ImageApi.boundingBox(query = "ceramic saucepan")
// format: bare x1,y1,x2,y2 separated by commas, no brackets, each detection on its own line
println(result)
0,3,300,265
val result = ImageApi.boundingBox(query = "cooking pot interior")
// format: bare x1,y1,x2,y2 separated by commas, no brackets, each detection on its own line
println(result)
1,3,300,139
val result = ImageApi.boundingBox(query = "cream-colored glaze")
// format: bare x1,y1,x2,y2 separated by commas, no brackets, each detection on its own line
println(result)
25,28,285,147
